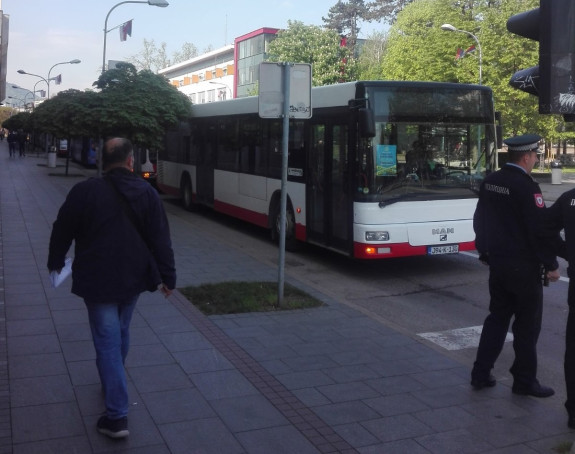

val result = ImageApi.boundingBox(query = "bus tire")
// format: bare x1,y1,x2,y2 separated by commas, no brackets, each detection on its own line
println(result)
270,201,299,252
181,177,195,212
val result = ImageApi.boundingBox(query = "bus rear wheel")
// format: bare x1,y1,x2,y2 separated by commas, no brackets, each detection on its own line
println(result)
181,178,195,211
270,202,298,251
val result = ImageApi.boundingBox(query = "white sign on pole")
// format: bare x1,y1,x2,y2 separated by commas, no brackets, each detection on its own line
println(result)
259,62,312,119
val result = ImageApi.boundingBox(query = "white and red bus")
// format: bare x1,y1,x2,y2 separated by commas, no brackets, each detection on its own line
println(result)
157,80,498,259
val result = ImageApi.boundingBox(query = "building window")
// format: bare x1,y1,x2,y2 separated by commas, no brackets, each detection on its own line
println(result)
198,91,206,103
207,89,216,103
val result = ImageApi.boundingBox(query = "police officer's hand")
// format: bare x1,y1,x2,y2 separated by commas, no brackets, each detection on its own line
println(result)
546,269,560,283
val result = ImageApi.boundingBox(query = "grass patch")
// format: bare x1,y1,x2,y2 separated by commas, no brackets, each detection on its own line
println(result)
179,281,325,315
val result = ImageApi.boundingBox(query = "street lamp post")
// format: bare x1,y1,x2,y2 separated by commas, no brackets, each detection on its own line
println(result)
441,23,483,85
102,0,169,74
47,59,81,98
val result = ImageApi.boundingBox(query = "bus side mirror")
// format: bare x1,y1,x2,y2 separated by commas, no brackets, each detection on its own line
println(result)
359,108,376,138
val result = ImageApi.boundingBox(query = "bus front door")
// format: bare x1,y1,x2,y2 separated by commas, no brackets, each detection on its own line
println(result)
307,122,350,253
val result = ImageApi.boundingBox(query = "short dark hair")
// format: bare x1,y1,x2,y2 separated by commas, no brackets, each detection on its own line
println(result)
103,138,133,169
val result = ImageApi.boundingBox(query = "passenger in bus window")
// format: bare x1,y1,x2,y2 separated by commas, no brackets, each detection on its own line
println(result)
471,133,560,399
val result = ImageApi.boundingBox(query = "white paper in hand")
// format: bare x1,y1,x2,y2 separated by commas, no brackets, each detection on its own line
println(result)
50,257,72,288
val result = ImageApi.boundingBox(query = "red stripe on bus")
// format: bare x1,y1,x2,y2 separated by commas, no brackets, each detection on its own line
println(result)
353,241,476,259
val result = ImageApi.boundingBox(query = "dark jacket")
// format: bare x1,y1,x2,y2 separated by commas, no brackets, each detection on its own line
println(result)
47,168,176,303
473,164,558,271
545,189,575,278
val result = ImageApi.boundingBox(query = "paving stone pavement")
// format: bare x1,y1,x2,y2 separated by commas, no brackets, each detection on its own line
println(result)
1,141,575,453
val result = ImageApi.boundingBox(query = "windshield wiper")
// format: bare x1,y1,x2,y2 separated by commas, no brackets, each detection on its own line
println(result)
378,192,431,208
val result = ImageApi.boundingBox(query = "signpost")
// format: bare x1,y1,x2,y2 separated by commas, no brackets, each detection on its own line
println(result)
259,62,311,305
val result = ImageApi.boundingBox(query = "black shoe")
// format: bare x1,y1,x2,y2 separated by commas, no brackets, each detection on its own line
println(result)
471,374,496,389
512,382,555,398
97,416,129,439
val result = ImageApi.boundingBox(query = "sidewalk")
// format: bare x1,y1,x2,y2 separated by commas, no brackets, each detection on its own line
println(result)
1,145,575,454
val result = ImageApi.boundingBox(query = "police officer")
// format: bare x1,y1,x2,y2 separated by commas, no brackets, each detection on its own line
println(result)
544,179,575,427
471,133,560,397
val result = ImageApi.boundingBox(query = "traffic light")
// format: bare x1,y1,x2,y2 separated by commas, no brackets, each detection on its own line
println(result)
507,0,575,119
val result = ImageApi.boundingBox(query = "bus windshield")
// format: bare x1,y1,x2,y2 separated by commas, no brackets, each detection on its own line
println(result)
355,85,496,204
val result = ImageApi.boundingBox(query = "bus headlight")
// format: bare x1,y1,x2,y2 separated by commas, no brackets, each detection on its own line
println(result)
366,231,389,241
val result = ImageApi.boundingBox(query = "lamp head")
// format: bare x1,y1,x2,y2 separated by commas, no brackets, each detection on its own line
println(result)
441,24,457,32
69,59,81,64
148,0,169,6
17,69,27,75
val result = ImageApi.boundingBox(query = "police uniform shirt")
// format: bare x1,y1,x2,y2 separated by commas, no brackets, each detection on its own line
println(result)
474,163,558,271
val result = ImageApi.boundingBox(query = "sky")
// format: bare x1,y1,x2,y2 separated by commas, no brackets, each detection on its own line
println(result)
3,0,384,101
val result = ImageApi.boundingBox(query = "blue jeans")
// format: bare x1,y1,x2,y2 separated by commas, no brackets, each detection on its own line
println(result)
85,296,138,419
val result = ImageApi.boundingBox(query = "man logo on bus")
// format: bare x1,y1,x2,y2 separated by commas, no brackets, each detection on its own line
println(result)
432,228,454,235
440,235,448,242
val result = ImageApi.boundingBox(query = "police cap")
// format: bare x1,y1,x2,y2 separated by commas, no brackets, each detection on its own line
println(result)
503,134,542,153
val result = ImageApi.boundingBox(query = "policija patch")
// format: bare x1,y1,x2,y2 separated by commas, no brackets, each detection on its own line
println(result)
534,193,544,208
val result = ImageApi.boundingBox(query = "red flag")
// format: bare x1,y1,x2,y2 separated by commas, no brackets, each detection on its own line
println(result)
455,48,464,60
120,20,132,42
465,45,476,54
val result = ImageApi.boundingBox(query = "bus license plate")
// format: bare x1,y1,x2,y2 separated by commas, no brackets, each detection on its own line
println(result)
427,245,459,255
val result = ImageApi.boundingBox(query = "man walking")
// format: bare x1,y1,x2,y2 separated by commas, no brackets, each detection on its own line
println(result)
471,133,559,397
48,137,176,438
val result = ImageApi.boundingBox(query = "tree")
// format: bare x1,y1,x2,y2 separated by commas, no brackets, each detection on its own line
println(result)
172,42,199,64
2,112,31,132
323,0,370,57
366,0,415,24
267,20,357,86
356,30,388,80
378,0,565,145
26,63,191,153
92,63,192,149
129,40,200,72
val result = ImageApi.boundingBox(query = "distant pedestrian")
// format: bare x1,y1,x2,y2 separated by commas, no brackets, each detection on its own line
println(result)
47,137,176,439
0,128,5,141
471,133,560,398
7,131,17,157
17,130,26,157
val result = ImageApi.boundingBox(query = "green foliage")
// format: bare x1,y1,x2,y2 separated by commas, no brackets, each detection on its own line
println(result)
2,111,31,131
370,0,573,146
26,63,191,149
267,20,358,86
366,0,416,24
357,30,388,80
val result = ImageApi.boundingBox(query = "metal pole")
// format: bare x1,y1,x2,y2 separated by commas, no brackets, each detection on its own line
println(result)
277,62,291,307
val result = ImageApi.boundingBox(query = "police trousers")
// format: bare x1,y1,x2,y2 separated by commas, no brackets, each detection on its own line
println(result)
473,258,543,387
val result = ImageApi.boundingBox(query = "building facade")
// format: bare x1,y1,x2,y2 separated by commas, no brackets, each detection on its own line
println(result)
159,27,279,103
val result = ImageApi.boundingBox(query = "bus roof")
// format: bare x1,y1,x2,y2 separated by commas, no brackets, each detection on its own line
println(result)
190,80,492,118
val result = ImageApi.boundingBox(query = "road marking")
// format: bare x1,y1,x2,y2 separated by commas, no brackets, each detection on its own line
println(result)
418,325,513,351
460,251,570,283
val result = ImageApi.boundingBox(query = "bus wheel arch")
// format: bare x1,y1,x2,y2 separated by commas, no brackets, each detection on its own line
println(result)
180,173,195,211
269,193,299,251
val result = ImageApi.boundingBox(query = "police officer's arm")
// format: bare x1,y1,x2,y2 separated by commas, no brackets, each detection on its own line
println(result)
522,188,559,276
